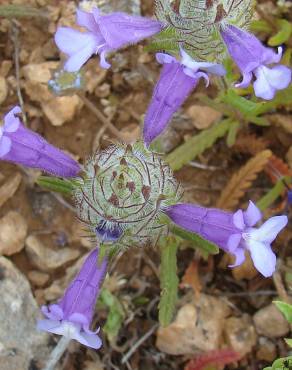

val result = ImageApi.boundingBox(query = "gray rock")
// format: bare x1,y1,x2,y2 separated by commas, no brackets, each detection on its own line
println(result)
0,257,49,370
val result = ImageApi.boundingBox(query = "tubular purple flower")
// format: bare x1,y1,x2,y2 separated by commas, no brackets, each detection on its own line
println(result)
165,201,288,277
55,7,163,71
0,106,80,177
220,24,292,100
37,247,107,349
143,48,226,146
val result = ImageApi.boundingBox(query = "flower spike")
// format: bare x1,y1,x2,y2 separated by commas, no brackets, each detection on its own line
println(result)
143,48,225,146
220,25,292,100
38,247,107,348
55,7,162,71
165,201,287,277
0,106,80,177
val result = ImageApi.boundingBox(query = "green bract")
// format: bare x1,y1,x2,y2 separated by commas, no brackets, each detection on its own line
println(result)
74,141,182,249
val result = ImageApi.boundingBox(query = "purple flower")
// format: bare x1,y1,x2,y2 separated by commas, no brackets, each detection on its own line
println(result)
0,106,80,177
55,7,162,71
143,48,226,146
288,190,292,205
165,201,288,277
37,247,107,349
220,25,292,100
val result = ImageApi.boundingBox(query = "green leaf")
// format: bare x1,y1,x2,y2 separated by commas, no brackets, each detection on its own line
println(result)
274,301,292,323
256,177,291,211
99,289,125,341
256,84,292,114
170,224,219,255
268,19,292,46
263,356,292,370
282,48,292,65
285,338,292,347
0,4,47,18
250,19,273,33
37,176,78,195
166,119,232,171
158,235,179,327
226,120,240,147
221,90,265,118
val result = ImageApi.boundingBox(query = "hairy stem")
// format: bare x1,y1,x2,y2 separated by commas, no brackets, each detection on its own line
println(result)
43,337,71,370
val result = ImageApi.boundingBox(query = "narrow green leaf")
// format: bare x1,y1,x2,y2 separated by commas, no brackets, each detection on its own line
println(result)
226,120,240,147
99,289,125,341
256,177,291,211
274,301,292,323
170,224,219,255
159,235,179,327
268,19,292,46
166,119,232,171
37,176,77,195
0,4,47,18
285,338,292,347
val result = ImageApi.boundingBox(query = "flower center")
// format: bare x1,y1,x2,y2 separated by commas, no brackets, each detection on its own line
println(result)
74,141,182,249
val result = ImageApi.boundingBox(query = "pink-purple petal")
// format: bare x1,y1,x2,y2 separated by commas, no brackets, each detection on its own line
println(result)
165,203,241,250
229,247,245,268
243,200,262,227
235,71,253,89
76,8,100,33
3,105,21,132
264,65,291,90
37,319,62,333
249,215,288,244
156,52,176,64
96,12,162,50
143,62,198,145
248,241,276,277
0,136,11,157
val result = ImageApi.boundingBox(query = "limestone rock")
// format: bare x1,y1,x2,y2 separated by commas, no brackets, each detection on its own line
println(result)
156,294,231,355
0,257,49,370
25,235,81,271
253,303,290,338
28,270,50,287
42,95,82,126
0,76,8,104
224,315,257,358
22,62,59,84
0,211,28,256
22,62,82,126
0,173,22,209
256,337,277,362
187,105,222,130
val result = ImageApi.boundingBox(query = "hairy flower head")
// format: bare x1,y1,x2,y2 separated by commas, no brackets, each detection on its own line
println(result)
155,0,254,62
74,141,182,249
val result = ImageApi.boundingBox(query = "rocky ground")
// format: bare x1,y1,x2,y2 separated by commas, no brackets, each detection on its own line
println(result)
0,0,291,369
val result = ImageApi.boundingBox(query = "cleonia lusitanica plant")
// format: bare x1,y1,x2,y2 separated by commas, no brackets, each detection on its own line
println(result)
0,0,291,358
